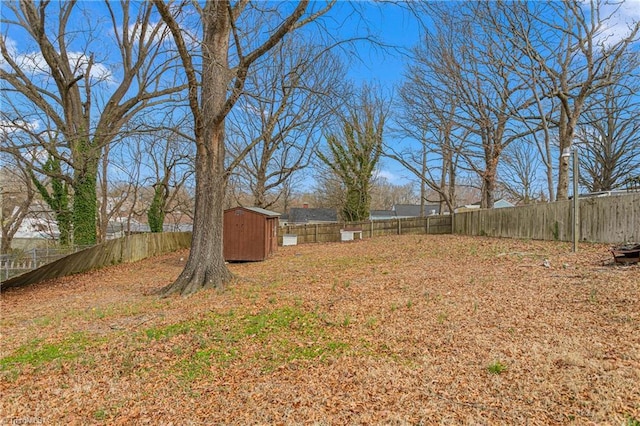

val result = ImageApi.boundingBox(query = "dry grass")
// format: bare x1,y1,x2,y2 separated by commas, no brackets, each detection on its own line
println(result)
1,234,639,425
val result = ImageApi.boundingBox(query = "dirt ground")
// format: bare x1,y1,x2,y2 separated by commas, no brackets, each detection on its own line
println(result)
1,234,639,425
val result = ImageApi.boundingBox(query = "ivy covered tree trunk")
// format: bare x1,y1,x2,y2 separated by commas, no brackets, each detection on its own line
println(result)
30,157,72,246
72,161,98,246
147,184,167,233
317,85,386,223
343,186,370,222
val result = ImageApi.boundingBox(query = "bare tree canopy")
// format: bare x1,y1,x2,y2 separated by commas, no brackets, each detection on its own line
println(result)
396,0,639,206
227,36,345,209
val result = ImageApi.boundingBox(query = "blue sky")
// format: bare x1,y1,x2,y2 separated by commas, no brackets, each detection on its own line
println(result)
320,1,424,186
3,0,639,194
329,0,640,188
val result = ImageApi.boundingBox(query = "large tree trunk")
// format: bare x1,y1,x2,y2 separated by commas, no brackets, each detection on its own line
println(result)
160,1,233,296
160,128,233,296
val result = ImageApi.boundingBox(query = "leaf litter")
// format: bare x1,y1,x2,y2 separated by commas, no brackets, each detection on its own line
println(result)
1,234,638,424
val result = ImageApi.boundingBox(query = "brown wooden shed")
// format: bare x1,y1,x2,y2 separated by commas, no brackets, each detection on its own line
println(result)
223,206,280,262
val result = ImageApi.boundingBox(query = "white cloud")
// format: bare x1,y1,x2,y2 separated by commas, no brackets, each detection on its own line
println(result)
120,20,169,46
0,119,40,137
375,169,400,183
594,0,640,46
1,36,114,84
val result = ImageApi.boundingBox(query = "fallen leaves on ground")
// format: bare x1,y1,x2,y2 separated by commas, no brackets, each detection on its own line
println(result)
1,235,639,425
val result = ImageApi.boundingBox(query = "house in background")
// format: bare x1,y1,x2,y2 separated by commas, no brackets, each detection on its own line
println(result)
393,204,441,218
369,210,396,221
284,203,338,225
8,203,59,250
371,204,441,220
455,198,515,213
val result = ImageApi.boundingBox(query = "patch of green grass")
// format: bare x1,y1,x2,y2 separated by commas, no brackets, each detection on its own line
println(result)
243,307,314,337
365,317,378,329
32,316,53,327
145,321,202,340
625,415,640,426
487,360,508,374
176,347,238,381
288,340,348,362
149,306,347,381
0,333,93,376
437,312,448,323
94,409,108,420
589,288,598,304
341,314,352,327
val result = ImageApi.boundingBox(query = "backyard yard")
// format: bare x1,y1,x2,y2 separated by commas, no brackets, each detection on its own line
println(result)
1,234,638,424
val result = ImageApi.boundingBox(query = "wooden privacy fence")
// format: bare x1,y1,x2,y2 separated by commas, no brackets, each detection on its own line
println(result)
1,232,192,290
278,215,452,245
453,193,639,244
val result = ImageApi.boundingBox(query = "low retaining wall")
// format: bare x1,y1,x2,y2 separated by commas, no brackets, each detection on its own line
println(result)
0,232,192,291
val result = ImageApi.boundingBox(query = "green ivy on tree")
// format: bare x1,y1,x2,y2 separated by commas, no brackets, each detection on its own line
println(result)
318,86,386,222
147,183,168,233
29,156,72,246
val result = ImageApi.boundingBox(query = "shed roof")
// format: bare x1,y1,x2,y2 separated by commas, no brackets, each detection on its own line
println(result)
245,206,281,217
226,206,281,217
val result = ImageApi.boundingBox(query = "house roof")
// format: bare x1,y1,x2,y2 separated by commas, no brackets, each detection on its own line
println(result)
370,210,396,220
392,204,441,217
288,207,337,223
494,199,515,208
461,199,514,209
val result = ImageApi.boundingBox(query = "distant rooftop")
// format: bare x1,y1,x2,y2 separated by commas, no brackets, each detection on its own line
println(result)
288,207,337,224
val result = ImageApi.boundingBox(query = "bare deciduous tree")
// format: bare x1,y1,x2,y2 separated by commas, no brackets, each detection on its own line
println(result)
1,1,184,244
153,0,335,295
502,0,640,200
576,72,640,192
498,139,544,204
228,37,344,209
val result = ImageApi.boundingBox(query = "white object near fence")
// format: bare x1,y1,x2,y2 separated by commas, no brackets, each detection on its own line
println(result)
283,234,298,246
340,227,363,242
